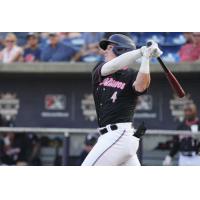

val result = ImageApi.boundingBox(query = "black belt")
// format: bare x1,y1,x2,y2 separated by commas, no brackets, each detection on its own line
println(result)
99,122,147,139
99,124,118,135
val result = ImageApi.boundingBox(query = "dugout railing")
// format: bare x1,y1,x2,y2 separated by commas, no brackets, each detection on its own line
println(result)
0,127,199,166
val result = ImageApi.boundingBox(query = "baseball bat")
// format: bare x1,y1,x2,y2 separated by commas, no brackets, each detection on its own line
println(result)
157,57,185,98
147,42,186,98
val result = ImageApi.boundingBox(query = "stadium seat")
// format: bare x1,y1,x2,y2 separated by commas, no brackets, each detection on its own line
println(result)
160,45,181,63
137,32,165,46
164,32,186,45
162,53,180,63
130,32,140,44
162,45,181,55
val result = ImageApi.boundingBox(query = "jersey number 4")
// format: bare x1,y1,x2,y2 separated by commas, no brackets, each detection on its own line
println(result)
111,91,118,103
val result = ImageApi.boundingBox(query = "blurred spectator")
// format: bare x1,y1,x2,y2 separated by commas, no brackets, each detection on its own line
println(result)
38,32,49,50
0,114,15,127
0,32,7,51
103,32,131,39
0,138,3,165
83,32,104,45
77,133,99,165
13,32,29,46
179,32,200,62
0,114,5,126
163,103,200,166
184,32,194,44
53,137,63,166
0,132,41,166
27,133,41,166
74,32,104,62
1,32,200,63
40,32,76,62
23,33,41,62
61,32,85,52
0,33,23,63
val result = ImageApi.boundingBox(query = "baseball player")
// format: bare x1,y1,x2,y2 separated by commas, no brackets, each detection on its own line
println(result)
163,103,200,166
82,34,162,166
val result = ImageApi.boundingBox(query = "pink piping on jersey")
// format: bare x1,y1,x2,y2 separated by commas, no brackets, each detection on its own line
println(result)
99,77,126,90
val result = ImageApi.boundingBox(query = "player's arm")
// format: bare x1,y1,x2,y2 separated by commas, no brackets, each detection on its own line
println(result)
133,56,151,92
101,49,143,76
133,43,163,92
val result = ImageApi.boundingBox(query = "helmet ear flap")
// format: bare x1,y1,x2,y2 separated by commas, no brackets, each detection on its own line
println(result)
112,46,119,56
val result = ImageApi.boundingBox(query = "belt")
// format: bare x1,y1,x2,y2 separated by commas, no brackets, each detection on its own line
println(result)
99,122,147,139
99,124,118,135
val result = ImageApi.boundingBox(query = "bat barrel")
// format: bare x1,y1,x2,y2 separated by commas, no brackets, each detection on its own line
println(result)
158,58,186,98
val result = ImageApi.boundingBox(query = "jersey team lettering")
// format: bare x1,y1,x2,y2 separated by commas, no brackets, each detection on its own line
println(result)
99,77,126,90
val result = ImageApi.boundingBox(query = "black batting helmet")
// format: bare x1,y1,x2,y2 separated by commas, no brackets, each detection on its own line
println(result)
99,34,136,56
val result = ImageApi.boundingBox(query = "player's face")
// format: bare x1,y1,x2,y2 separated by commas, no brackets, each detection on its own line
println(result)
104,44,116,62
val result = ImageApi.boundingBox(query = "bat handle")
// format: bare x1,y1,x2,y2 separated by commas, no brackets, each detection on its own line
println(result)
146,41,169,73
146,41,152,47
157,57,169,73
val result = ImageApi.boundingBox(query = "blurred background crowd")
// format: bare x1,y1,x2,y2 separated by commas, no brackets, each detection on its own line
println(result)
0,32,200,64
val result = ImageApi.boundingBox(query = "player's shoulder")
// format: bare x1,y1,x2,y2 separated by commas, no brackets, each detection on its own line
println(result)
91,61,105,84
92,61,105,72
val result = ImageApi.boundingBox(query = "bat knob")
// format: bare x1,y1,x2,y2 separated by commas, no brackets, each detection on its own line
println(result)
146,41,153,47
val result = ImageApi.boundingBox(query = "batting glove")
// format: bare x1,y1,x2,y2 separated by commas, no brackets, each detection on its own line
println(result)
140,46,150,58
147,40,163,58
141,41,163,58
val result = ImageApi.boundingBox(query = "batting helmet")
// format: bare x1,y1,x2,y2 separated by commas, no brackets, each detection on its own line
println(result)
99,34,136,56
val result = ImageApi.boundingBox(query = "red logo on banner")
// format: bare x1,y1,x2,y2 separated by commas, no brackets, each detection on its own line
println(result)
45,95,66,110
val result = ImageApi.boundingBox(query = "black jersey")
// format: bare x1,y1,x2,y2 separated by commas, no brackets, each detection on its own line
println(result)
92,61,146,127
169,120,200,157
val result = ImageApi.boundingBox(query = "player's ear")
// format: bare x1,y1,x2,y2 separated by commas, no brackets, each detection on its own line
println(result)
107,45,113,50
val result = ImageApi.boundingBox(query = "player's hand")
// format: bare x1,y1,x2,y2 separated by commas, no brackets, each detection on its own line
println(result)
141,41,163,58
147,40,163,58
163,155,172,166
140,46,150,58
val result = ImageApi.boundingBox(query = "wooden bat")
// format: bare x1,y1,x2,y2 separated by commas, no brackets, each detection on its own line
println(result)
146,41,185,98
157,57,185,98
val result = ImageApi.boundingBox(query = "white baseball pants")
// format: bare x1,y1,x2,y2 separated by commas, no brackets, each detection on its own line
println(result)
82,123,141,166
179,154,200,166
